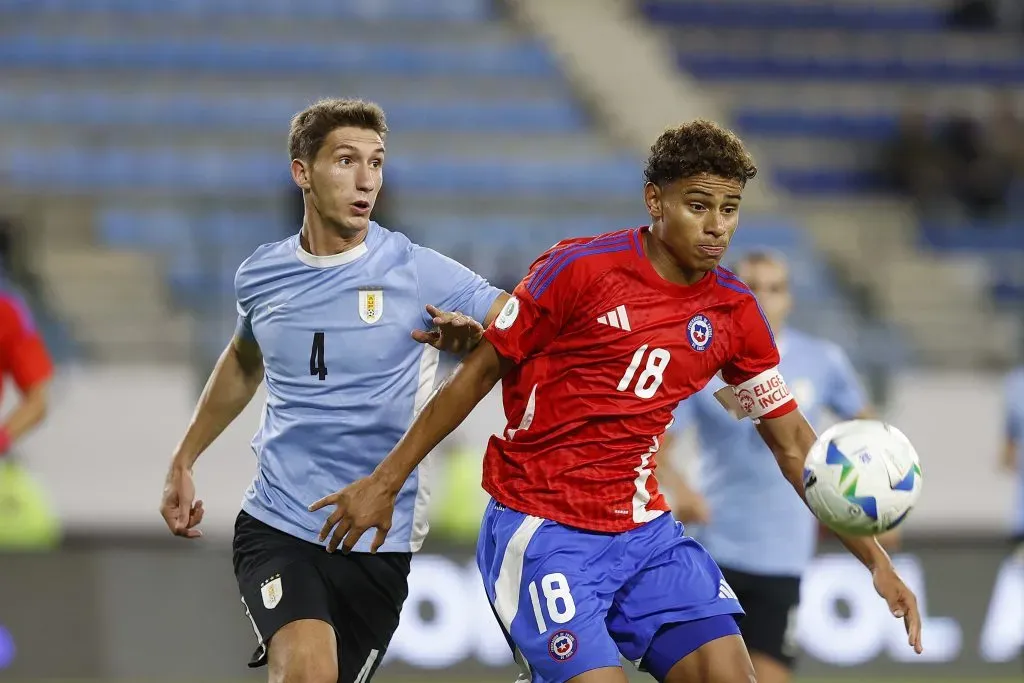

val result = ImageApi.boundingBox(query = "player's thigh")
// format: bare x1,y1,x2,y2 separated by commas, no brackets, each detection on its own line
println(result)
476,500,622,683
267,619,339,683
607,517,743,667
233,512,339,678
663,632,755,683
719,566,801,674
321,550,411,683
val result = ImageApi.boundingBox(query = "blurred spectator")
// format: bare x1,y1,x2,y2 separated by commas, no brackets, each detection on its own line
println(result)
0,287,58,549
882,101,1024,223
940,110,1013,220
880,108,953,220
946,0,998,30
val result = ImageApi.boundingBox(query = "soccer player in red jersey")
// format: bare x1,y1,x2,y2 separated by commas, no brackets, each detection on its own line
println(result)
316,120,923,683
0,291,52,456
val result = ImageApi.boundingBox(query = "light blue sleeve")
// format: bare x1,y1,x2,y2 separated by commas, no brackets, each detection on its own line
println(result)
824,344,868,419
1006,369,1024,442
233,261,256,342
413,246,503,327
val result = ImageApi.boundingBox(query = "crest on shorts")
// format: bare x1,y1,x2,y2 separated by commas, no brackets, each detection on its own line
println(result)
548,630,577,661
359,289,383,324
260,574,283,610
687,314,713,352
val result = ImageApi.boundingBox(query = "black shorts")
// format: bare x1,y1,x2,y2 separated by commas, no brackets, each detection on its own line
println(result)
720,565,801,669
232,511,411,683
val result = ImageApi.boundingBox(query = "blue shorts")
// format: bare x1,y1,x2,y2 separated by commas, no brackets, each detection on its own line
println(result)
477,499,744,683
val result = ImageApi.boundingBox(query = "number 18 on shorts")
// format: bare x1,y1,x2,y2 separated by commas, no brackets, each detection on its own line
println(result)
476,500,745,682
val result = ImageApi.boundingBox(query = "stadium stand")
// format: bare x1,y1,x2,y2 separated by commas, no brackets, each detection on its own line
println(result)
0,0,932,370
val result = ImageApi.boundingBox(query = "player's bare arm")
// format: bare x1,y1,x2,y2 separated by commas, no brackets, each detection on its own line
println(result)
756,409,923,653
2,380,49,448
160,334,264,538
411,292,510,354
310,337,513,553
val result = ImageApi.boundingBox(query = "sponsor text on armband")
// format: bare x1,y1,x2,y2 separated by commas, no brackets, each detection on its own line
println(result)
731,367,796,420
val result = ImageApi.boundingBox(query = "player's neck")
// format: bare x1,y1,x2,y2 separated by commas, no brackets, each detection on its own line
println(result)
642,229,706,286
300,216,368,257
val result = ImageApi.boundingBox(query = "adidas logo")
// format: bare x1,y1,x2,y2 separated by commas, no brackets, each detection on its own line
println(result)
597,305,631,331
718,579,738,601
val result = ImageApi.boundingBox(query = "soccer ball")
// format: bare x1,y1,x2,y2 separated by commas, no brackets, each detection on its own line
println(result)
803,419,922,536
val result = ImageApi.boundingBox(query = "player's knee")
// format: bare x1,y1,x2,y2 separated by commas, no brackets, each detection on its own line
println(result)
267,620,338,683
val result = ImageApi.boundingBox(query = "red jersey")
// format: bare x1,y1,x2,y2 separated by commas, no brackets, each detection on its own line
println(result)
0,293,53,403
481,227,798,532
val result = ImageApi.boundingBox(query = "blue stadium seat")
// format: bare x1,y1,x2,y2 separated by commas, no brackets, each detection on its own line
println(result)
4,147,642,197
0,91,586,133
733,111,899,141
679,54,1024,84
0,0,492,21
0,35,559,78
639,0,944,31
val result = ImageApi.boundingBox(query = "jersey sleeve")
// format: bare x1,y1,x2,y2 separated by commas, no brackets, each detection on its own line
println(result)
824,343,869,419
482,244,584,364
414,246,503,327
1006,370,1024,443
720,296,796,420
233,261,256,342
0,296,53,391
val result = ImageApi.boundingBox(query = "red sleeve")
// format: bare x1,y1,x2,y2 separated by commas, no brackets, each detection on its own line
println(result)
720,294,797,420
0,297,54,392
721,294,779,385
482,242,584,364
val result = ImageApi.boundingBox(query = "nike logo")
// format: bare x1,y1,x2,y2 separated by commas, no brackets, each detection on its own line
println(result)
267,303,286,313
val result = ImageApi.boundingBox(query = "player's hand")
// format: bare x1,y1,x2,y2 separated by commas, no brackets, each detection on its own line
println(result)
411,305,484,355
160,466,204,539
672,490,711,525
309,474,397,554
872,564,923,654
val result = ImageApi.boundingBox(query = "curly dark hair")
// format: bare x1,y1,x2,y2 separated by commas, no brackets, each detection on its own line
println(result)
288,98,388,163
644,119,757,188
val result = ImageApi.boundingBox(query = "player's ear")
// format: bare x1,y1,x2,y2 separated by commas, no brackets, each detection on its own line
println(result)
291,158,312,191
644,182,662,219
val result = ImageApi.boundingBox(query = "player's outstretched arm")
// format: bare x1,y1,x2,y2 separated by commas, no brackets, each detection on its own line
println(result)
160,335,264,539
310,338,513,553
756,409,923,654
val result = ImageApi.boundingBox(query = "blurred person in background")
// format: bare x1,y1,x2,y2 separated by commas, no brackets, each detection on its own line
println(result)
1002,365,1024,556
880,107,954,221
658,250,876,683
430,435,491,544
160,98,507,683
0,284,57,549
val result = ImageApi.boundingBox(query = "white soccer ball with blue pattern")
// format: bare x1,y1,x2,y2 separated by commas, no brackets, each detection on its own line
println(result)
803,419,922,536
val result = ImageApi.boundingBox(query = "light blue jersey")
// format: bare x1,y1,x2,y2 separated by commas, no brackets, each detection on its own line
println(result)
1005,367,1024,536
670,329,868,577
234,222,501,552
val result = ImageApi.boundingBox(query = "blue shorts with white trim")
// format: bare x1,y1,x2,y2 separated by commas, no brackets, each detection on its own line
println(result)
476,499,744,683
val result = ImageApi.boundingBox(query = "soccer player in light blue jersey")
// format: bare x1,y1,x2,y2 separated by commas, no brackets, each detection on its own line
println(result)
1002,365,1024,555
158,99,506,683
659,251,874,683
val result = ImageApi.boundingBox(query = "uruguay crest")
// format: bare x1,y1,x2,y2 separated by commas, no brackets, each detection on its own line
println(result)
260,574,283,610
359,289,383,324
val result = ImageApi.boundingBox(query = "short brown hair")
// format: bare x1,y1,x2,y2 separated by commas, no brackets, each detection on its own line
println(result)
644,119,757,188
288,98,388,162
